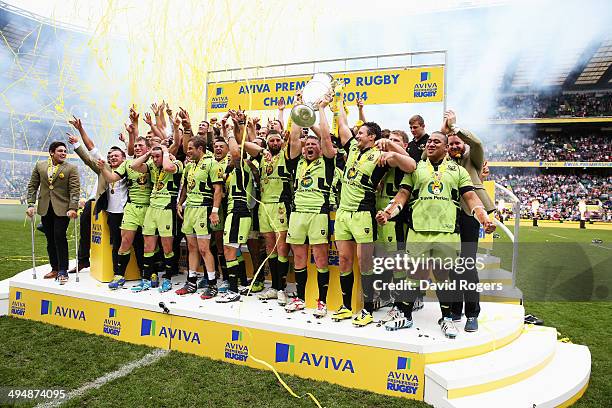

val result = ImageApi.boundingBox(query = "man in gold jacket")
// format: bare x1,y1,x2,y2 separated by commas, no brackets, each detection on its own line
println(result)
27,141,80,284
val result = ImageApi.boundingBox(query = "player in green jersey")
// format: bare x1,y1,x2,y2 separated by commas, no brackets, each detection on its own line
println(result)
283,97,337,317
238,128,292,305
131,144,184,293
176,137,224,297
98,136,152,291
376,132,495,338
372,130,411,310
211,138,231,291
216,110,257,303
333,104,416,327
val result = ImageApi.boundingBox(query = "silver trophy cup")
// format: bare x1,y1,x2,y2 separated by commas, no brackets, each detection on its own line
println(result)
290,73,334,128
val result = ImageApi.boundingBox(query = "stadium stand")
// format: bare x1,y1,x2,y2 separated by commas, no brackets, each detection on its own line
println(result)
488,131,611,162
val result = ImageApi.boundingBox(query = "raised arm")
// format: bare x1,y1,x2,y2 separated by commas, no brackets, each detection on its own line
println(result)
337,97,353,147
232,109,248,145
179,107,193,154
67,133,101,174
160,144,177,173
288,122,302,160
130,150,151,173
69,115,95,151
168,112,182,156
317,96,337,159
97,159,122,183
444,110,484,170
144,112,166,141
277,97,286,127
357,97,366,123
124,106,139,157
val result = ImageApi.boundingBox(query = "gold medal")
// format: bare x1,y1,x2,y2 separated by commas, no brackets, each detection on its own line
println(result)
49,185,54,190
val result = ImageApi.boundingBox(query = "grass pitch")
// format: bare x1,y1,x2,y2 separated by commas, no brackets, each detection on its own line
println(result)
0,205,609,407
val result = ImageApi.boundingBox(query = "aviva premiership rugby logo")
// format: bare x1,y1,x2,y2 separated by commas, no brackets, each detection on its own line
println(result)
427,180,443,195
225,330,248,362
387,356,419,395
103,307,121,336
10,291,25,316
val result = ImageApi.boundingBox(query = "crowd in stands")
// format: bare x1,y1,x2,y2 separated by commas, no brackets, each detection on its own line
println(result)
0,159,91,201
495,92,612,119
0,115,71,151
490,172,612,222
488,133,611,162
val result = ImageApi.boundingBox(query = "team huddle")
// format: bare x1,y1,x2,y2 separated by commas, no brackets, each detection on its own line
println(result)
27,91,496,340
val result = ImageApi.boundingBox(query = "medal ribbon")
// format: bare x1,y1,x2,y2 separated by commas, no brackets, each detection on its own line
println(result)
299,157,319,183
346,146,378,175
150,164,167,193
187,155,206,192
426,157,449,184
47,158,60,185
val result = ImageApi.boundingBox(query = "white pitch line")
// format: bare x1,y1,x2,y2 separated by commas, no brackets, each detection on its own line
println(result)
590,243,612,250
35,348,169,408
549,233,569,240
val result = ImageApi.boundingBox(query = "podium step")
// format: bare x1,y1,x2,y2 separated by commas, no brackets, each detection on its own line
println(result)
478,268,513,286
477,254,501,270
431,342,591,408
425,327,557,404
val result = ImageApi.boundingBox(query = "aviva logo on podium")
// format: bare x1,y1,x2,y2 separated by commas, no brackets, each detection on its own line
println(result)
140,318,201,344
40,299,86,321
275,342,355,373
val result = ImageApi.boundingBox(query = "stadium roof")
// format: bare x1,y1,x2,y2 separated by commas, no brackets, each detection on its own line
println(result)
0,0,610,94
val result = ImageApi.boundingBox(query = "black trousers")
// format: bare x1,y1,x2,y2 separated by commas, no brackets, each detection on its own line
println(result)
41,203,70,271
107,212,123,274
77,199,94,266
451,210,481,318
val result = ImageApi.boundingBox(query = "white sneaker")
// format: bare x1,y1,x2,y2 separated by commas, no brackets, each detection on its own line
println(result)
215,290,240,303
440,317,459,339
277,290,288,306
285,298,305,312
384,308,413,331
257,287,278,300
313,300,327,318
413,296,424,311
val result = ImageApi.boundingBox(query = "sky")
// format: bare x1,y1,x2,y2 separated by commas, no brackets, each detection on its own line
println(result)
1,0,611,149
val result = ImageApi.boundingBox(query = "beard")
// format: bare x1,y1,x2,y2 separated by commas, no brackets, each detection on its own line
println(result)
269,145,281,155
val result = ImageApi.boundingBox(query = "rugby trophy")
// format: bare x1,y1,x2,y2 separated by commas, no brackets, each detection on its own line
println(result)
290,73,334,127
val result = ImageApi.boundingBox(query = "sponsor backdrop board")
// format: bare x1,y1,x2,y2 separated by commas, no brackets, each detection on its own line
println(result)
207,67,444,113
9,287,424,400
90,208,141,283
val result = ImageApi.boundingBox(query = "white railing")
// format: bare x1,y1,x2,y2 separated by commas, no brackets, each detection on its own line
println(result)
494,182,521,288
